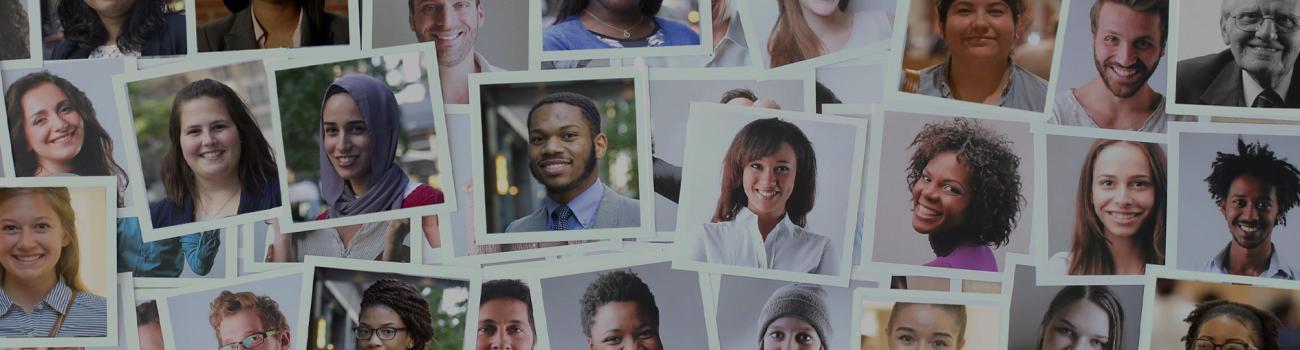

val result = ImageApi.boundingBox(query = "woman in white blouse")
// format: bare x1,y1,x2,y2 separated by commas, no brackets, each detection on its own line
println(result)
690,118,838,275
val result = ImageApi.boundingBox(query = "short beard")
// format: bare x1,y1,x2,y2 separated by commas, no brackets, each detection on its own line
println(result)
1094,56,1158,98
533,142,599,196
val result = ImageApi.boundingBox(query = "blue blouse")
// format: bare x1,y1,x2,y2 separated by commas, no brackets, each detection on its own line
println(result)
543,16,700,51
150,176,281,229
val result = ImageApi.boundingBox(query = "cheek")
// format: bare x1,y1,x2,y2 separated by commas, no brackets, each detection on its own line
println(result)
180,135,202,157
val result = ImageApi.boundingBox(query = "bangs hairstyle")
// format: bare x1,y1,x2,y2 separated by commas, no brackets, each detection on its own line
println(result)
1069,140,1166,275
768,0,849,68
937,0,1026,25
886,303,967,345
161,79,278,207
0,0,29,60
552,0,664,25
712,117,817,227
57,0,167,54
0,187,87,292
906,118,1023,257
1036,286,1125,350
209,291,289,341
579,270,659,339
5,71,130,201
1181,300,1281,350
1204,137,1300,226
481,279,536,335
361,279,434,349
1089,0,1168,47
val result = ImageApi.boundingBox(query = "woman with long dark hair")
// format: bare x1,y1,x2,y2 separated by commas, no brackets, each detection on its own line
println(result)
51,0,185,59
690,117,837,275
0,0,30,60
543,0,699,51
197,0,349,51
150,78,281,228
766,0,891,68
1049,140,1166,276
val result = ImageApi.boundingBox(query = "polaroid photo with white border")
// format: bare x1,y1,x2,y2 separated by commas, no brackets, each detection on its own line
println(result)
850,286,1003,350
187,0,363,63
0,0,42,70
999,253,1145,350
155,264,309,350
531,0,714,64
738,0,900,74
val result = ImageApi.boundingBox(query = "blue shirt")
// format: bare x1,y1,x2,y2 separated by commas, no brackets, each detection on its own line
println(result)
543,180,605,230
117,217,221,278
149,176,281,229
0,277,107,337
543,16,700,51
916,58,1048,112
1201,243,1296,280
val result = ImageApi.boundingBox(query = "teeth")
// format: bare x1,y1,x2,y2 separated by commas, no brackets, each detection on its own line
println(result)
435,32,461,41
1109,212,1137,220
756,189,780,198
15,255,40,262
1112,66,1137,77
201,151,224,160
1238,223,1260,233
336,155,357,166
916,205,939,217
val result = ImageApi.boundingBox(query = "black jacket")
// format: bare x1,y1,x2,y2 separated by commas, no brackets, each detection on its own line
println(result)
197,6,349,52
49,13,187,60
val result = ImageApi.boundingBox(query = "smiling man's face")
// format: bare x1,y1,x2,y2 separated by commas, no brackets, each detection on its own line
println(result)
1221,0,1300,87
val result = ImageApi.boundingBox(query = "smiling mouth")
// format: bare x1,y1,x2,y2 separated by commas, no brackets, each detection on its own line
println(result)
1247,45,1282,54
1110,65,1140,78
538,159,572,175
199,150,225,161
432,31,463,44
48,130,76,145
334,155,359,167
914,204,941,219
1106,211,1142,224
1237,221,1262,233
755,188,782,199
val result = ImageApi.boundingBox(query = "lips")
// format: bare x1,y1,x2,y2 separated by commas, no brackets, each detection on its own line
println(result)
334,154,359,167
431,31,463,48
754,187,782,199
914,203,941,219
1236,221,1262,234
1105,210,1143,224
962,36,997,46
538,158,572,176
10,253,46,268
199,149,226,161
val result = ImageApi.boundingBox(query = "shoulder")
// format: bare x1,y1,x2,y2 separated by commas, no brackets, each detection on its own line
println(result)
504,208,547,233
654,17,700,44
602,188,640,211
48,40,85,60
1176,50,1234,89
149,200,187,227
1050,89,1087,125
1013,63,1049,90
542,17,583,43
197,13,240,51
74,291,108,311
402,184,446,208
163,13,186,33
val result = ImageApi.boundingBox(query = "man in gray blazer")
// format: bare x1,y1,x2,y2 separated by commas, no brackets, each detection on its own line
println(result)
504,92,640,232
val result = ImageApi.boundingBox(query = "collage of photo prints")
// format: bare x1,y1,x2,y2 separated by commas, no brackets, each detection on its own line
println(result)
3,0,1300,349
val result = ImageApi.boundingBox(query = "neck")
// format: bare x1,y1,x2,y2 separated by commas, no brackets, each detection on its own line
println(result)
1077,78,1160,128
438,53,479,104
348,178,370,198
800,7,850,39
1248,69,1292,92
1228,241,1274,276
36,159,74,176
548,175,598,205
195,173,242,205
98,12,127,45
1105,232,1145,274
583,5,643,26
2,273,58,313
948,58,1009,103
252,0,302,32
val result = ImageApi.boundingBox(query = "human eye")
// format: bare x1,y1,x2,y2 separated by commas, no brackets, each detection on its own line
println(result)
1104,35,1119,45
1238,11,1263,24
775,165,791,173
1278,15,1300,30
1055,326,1076,337
795,332,814,344
380,327,399,337
1224,342,1249,350
603,335,621,344
529,134,543,145
897,334,916,345
57,104,76,115
185,127,201,136
1131,180,1151,189
1,224,17,233
506,325,524,335
921,174,932,183
454,1,470,10
933,339,952,348
348,124,367,135
942,184,963,195
636,329,658,340
767,330,785,341
242,333,266,347
477,324,496,335
562,131,579,140
1135,39,1155,50
1257,200,1273,209
749,162,763,170
1089,338,1106,348
323,125,338,136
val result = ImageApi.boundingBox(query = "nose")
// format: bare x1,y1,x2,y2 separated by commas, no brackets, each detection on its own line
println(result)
366,333,384,347
1115,186,1135,207
1256,17,1279,41
1243,202,1260,220
1115,43,1137,66
15,230,38,250
434,4,455,27
971,9,992,31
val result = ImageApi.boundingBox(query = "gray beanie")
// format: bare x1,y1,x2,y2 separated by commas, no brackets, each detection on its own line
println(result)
757,283,832,348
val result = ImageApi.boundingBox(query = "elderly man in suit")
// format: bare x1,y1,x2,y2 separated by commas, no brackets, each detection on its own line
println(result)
1176,0,1300,108
504,92,640,232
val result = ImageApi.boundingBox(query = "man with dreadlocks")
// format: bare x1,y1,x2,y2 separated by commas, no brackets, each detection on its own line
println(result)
1200,137,1300,279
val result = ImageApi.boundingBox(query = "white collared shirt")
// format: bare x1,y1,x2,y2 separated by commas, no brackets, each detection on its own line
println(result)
689,208,839,275
1200,242,1296,280
252,6,303,48
1242,69,1293,106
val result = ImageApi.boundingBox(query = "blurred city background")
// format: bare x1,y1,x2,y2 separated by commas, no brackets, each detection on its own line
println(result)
902,0,1059,81
478,78,640,233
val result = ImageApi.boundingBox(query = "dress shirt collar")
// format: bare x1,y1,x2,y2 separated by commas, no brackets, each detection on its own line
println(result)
251,5,303,49
1242,68,1293,106
544,179,605,229
733,206,798,241
1209,242,1296,279
0,276,74,314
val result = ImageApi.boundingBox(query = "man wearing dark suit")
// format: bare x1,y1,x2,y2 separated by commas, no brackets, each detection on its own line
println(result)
1176,0,1300,108
504,92,641,233
198,0,349,52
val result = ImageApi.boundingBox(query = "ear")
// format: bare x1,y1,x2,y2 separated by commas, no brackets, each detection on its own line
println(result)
279,330,292,347
594,133,608,160
588,338,597,350
1221,16,1231,46
477,1,486,26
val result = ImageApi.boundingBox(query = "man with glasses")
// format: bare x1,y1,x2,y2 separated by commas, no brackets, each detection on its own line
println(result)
1176,0,1300,108
210,291,291,350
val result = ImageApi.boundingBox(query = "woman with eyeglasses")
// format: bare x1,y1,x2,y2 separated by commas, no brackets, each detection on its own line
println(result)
354,278,434,350
1182,300,1281,350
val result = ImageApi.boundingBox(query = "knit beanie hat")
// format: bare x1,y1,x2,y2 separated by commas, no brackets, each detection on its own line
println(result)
757,283,832,348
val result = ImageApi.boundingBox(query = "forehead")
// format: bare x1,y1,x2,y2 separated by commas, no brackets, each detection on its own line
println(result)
1198,314,1256,343
950,0,1010,9
1228,175,1278,197
924,151,971,177
591,301,648,329
1056,300,1112,335
360,304,406,326
529,103,591,130
21,82,69,105
0,193,58,220
1093,143,1151,174
322,93,363,123
179,96,233,125
217,309,266,343
893,304,960,332
1225,0,1300,12
1095,1,1163,33
481,298,530,318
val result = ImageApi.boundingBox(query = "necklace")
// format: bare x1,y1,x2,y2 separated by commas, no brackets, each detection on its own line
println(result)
583,10,644,38
198,191,239,220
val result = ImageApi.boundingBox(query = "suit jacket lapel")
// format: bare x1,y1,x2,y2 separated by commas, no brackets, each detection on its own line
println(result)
1201,58,1246,107
591,183,617,229
224,8,259,51
1288,63,1300,108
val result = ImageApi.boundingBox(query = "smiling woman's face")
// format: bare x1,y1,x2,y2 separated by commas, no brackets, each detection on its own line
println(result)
322,93,374,186
910,151,972,235
21,83,86,173
0,192,67,285
743,142,798,219
179,96,243,182
942,0,1018,61
1040,300,1111,350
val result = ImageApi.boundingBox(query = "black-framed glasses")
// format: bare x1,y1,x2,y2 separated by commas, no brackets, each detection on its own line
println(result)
1231,11,1300,33
217,330,280,350
1192,339,1257,350
353,326,407,341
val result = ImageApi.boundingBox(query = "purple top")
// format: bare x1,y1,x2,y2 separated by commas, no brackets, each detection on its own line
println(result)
923,244,998,272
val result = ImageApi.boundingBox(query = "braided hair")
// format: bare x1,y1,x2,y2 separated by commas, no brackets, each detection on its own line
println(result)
361,279,434,349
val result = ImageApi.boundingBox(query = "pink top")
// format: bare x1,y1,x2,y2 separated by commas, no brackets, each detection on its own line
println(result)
923,244,999,272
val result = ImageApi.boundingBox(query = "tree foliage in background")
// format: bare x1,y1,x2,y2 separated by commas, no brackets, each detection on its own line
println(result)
129,82,177,187
601,98,639,198
425,286,468,350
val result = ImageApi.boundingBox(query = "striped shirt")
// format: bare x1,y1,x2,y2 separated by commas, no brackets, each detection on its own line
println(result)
0,277,108,337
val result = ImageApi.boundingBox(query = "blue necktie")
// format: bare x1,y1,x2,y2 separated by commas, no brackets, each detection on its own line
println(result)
550,205,573,231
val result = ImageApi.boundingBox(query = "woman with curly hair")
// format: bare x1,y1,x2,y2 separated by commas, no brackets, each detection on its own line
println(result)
0,0,30,61
51,0,185,59
1182,300,1281,350
355,279,434,350
766,0,892,68
543,0,699,51
691,117,838,275
906,118,1023,272
1049,139,1166,276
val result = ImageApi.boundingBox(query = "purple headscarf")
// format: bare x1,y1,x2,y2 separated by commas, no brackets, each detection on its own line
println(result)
319,74,409,218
